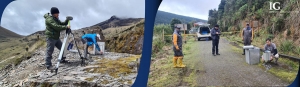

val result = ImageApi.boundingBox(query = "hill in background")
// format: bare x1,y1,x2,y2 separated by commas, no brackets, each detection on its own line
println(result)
0,26,23,38
155,10,207,25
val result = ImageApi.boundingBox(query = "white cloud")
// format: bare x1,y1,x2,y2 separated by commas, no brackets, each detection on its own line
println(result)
1,0,145,35
158,0,220,20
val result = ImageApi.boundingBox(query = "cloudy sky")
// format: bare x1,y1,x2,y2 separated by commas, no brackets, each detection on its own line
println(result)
0,0,145,36
158,0,221,20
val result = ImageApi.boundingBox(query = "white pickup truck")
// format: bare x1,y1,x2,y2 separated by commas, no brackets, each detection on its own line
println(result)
196,24,212,41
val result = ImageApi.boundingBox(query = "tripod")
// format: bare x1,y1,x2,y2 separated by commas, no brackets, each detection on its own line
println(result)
51,21,86,74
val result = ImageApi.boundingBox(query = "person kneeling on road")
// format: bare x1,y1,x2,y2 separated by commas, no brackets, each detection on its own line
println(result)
172,26,186,68
44,7,71,70
261,38,279,64
81,32,103,59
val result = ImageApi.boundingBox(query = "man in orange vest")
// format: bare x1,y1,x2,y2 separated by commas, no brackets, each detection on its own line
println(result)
172,26,186,68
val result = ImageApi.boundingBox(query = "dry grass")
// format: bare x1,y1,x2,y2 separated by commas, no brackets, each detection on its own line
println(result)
103,19,145,39
84,55,141,78
0,35,45,70
148,37,199,87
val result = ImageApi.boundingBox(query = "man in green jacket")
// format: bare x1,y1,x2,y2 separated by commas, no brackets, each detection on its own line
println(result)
44,7,71,70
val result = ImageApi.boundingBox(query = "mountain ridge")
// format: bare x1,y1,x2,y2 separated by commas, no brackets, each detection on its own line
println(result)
155,10,207,24
0,26,23,38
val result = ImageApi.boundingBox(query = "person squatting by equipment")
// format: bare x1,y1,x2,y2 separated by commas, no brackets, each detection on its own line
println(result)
261,38,279,64
241,23,254,55
44,7,72,70
81,32,103,58
172,26,186,68
211,25,221,56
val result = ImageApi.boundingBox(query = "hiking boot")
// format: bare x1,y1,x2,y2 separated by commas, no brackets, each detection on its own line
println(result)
274,58,278,65
216,53,220,55
60,60,70,63
47,66,56,70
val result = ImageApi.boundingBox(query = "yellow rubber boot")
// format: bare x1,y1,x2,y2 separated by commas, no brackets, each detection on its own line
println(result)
178,57,186,68
173,57,178,68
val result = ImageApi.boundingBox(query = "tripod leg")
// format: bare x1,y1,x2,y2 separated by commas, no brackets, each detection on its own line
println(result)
54,32,69,73
70,33,86,66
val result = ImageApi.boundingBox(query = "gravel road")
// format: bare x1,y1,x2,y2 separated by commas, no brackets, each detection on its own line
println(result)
193,38,289,86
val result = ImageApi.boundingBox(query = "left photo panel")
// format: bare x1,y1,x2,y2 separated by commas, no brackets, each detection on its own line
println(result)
0,0,144,86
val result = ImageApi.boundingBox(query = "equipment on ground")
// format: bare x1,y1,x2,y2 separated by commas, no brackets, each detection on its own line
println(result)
243,45,260,65
263,51,271,61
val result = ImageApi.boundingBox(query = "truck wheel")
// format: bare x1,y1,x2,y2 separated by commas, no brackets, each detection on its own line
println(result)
209,37,212,40
198,38,201,41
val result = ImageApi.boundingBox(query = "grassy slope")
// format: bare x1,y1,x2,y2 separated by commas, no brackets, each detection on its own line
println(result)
148,37,200,87
0,35,45,70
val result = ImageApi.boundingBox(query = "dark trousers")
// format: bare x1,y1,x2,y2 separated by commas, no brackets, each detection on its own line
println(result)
173,47,183,57
82,38,89,58
45,38,66,67
243,39,252,54
212,39,219,54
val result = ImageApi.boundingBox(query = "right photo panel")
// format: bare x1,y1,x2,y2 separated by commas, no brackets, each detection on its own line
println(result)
148,0,300,86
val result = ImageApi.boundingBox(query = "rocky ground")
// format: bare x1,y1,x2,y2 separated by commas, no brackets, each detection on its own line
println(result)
0,46,140,87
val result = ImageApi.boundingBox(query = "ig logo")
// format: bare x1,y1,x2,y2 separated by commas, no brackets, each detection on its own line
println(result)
269,2,281,10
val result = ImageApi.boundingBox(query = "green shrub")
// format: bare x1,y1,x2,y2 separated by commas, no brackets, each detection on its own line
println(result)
164,36,172,44
271,17,285,32
152,38,164,54
279,40,295,54
268,34,274,39
294,47,300,56
238,4,248,19
154,24,172,35
255,9,264,19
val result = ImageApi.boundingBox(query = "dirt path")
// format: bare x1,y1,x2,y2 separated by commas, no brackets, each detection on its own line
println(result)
192,38,289,86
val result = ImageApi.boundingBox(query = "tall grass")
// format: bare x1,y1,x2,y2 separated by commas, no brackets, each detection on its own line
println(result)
152,24,173,55
294,46,300,56
279,40,295,54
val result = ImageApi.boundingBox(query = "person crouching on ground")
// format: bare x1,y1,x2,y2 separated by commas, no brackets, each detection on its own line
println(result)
261,38,279,64
172,26,186,68
44,7,71,70
81,32,103,59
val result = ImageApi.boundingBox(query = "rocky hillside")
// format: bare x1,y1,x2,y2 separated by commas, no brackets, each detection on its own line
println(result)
105,20,144,54
208,0,300,56
71,16,145,55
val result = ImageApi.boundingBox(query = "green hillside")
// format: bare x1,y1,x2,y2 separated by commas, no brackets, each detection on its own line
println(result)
155,10,207,25
0,26,23,38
